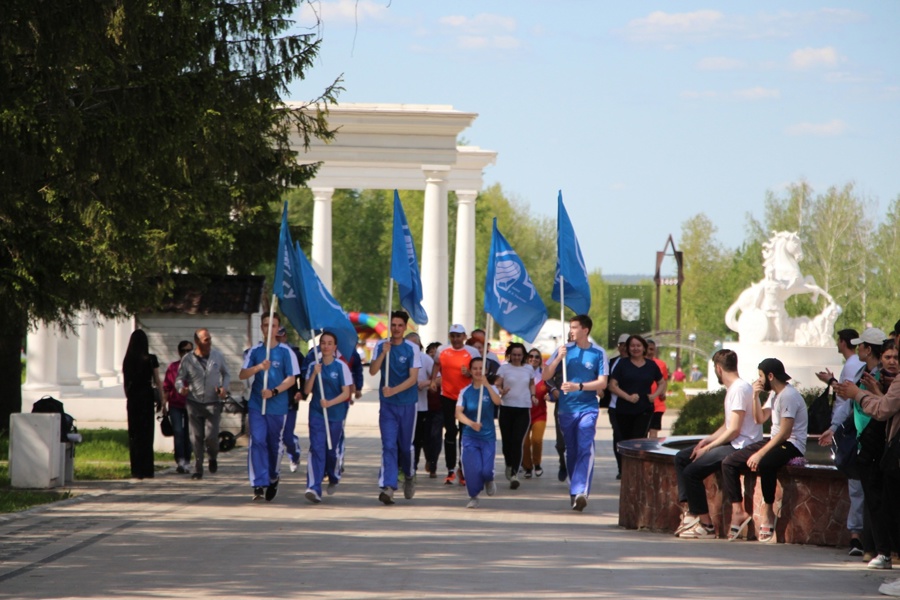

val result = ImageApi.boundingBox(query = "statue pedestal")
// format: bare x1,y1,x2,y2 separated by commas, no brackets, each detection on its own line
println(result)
710,342,844,391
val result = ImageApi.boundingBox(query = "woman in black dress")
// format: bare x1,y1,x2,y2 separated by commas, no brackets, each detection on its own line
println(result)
607,335,666,442
123,329,163,479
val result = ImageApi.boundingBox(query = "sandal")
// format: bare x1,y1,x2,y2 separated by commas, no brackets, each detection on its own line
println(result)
728,516,752,541
758,517,778,544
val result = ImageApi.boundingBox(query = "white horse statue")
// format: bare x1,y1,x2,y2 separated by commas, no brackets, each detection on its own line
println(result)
724,231,840,345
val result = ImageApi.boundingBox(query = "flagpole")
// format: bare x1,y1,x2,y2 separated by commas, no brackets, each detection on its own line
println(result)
560,277,567,383
385,277,393,383
313,329,333,451
477,315,495,425
262,295,277,416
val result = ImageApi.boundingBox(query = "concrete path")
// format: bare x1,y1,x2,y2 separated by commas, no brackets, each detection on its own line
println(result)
0,395,892,599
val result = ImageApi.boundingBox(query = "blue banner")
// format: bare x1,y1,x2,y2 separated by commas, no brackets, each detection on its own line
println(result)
274,203,312,338
552,191,592,314
390,190,429,324
484,219,547,343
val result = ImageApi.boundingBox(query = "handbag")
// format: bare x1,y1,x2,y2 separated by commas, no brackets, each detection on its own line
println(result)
807,386,833,435
832,414,859,479
158,412,174,437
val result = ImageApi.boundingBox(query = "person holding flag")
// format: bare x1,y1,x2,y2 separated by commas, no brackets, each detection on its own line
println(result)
369,310,422,505
455,356,502,508
302,331,353,504
542,314,608,512
239,313,300,502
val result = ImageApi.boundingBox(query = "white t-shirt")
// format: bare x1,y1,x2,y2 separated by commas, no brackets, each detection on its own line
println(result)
725,379,763,449
497,362,534,408
416,353,434,412
763,384,809,455
834,354,865,416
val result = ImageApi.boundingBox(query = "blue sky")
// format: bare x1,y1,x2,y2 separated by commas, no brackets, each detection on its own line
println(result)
287,1,900,275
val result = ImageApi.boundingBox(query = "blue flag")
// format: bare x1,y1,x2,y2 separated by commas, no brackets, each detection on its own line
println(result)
552,191,592,314
274,203,312,337
293,241,359,361
390,190,429,324
484,219,548,343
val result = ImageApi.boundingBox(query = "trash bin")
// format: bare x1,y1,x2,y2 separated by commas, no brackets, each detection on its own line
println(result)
10,413,65,488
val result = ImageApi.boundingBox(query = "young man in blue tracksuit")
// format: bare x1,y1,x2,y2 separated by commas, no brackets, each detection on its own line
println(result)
369,310,422,504
303,331,352,504
542,314,608,512
239,313,300,502
456,357,502,508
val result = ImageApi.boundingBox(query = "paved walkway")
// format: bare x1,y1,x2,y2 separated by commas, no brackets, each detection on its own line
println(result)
0,395,892,599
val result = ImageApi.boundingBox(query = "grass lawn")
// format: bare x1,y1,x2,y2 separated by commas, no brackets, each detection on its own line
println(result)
0,429,172,514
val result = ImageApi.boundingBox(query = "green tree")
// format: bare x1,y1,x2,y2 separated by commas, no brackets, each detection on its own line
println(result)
868,195,900,329
679,213,734,339
0,0,338,428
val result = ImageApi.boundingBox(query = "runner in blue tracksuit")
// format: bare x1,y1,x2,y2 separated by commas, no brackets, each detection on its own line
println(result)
239,313,300,502
369,310,422,505
456,357,502,508
542,314,608,512
302,331,352,504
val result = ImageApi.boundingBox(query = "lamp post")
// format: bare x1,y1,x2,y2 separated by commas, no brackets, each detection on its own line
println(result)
688,333,697,376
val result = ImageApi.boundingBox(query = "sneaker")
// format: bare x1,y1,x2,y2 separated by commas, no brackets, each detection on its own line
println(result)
486,480,496,496
510,475,520,490
879,579,900,597
253,486,265,500
466,497,479,509
444,471,456,485
864,552,875,562
403,477,416,500
265,479,279,501
289,461,299,473
458,469,466,486
176,465,186,474
208,459,218,474
572,493,587,512
305,489,322,504
679,521,716,539
557,466,567,482
534,465,543,477
849,538,864,556
524,469,533,479
675,513,699,536
326,481,338,496
505,466,514,481
379,487,396,505
868,554,893,570
428,469,437,479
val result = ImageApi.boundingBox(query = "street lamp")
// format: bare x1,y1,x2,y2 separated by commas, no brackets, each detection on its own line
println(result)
688,333,697,380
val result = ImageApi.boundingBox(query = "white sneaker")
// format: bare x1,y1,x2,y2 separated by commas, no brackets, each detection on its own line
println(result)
869,554,893,570
510,475,520,490
679,521,716,539
485,480,496,496
466,497,480,509
304,489,321,504
289,461,299,473
675,513,699,536
572,493,587,512
878,579,900,596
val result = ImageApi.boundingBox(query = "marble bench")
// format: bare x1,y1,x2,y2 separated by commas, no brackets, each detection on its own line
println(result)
617,435,850,546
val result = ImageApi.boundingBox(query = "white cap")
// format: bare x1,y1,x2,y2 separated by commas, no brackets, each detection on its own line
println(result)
851,327,887,346
617,334,630,344
449,324,466,334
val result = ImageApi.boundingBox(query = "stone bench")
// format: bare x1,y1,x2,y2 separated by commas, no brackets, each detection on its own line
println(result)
617,435,850,546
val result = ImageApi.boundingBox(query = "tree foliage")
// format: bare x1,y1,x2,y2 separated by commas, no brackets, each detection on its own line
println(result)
0,0,339,428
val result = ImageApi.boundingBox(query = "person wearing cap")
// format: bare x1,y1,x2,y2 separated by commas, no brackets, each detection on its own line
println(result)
430,324,481,484
369,310,422,505
722,357,808,543
542,314,608,512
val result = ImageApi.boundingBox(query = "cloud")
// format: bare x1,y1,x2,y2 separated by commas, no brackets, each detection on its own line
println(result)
297,0,393,27
790,46,842,69
438,13,520,50
697,57,745,71
785,119,849,136
681,87,780,101
625,10,726,42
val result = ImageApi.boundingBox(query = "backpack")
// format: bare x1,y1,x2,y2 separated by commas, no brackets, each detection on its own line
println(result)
807,385,833,435
31,395,76,442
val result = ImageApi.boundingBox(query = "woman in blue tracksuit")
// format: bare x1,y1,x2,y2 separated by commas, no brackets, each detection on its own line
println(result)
302,331,352,504
455,357,502,508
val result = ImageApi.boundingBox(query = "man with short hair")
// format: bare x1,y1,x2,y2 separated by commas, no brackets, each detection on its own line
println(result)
176,328,231,480
674,349,762,539
543,314,608,512
369,310,422,504
606,333,630,479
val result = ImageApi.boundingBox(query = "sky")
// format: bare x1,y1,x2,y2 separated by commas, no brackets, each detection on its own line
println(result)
286,1,900,275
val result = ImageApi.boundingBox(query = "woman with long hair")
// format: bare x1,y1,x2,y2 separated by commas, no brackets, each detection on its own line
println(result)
122,329,163,479
522,349,548,478
495,342,535,489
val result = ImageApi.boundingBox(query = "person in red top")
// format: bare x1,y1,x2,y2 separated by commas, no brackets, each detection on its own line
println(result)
162,340,194,473
647,339,670,439
522,349,548,478
430,324,481,484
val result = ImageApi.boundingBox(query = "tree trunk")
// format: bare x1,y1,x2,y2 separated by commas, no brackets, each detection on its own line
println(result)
0,306,26,432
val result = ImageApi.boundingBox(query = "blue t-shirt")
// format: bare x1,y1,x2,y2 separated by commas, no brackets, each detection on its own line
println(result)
549,342,607,415
306,358,353,422
372,339,422,406
242,343,300,416
456,383,498,441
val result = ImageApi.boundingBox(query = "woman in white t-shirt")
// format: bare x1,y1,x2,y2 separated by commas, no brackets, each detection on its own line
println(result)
495,342,536,489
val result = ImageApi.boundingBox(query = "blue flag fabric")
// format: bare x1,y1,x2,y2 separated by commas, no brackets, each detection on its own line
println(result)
293,241,359,361
484,219,548,343
552,191,592,314
274,203,312,338
390,190,429,324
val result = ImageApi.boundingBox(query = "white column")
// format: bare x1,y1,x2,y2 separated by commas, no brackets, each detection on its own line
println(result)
114,316,134,379
76,312,100,384
452,190,478,332
96,317,117,379
419,166,451,346
55,324,81,388
311,187,335,292
23,322,58,391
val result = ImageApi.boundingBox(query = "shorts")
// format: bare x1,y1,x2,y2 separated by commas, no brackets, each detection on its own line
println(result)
649,411,663,431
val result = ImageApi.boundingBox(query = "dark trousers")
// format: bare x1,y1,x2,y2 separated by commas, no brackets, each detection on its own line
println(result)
441,396,461,472
616,410,652,443
127,394,156,479
722,440,801,504
859,457,896,556
553,399,566,472
414,409,443,473
499,406,531,471
608,407,621,474
675,444,736,515
883,470,900,555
